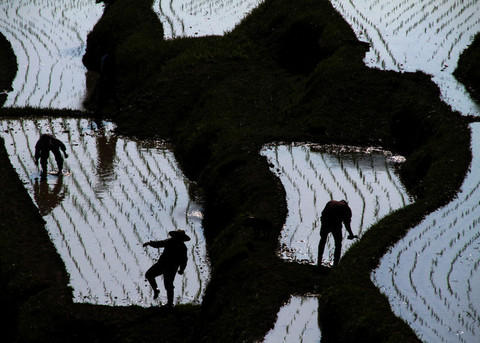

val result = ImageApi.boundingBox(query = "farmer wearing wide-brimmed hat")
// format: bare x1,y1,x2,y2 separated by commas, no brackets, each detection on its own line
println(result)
143,229,191,307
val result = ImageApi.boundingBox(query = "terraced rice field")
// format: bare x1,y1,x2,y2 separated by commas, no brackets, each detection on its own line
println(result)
0,117,210,307
325,1,480,342
261,144,412,266
373,123,480,343
152,0,262,38
0,0,103,109
262,296,321,343
329,0,480,115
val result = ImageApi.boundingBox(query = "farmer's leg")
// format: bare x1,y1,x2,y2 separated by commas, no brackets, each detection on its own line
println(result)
163,271,176,306
52,149,63,174
332,227,343,266
317,226,329,266
40,153,49,178
145,263,163,298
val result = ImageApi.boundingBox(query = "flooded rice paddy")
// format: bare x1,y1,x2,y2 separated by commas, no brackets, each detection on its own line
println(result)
329,0,480,116
261,144,412,266
326,1,480,342
372,123,480,343
0,0,103,110
0,117,210,307
261,296,321,343
152,0,262,39
1,0,480,341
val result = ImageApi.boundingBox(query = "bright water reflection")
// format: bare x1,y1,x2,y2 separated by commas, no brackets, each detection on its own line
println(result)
0,117,210,307
0,0,103,109
373,123,480,343
335,1,480,342
152,0,263,39
329,0,480,115
261,144,412,266
262,296,321,343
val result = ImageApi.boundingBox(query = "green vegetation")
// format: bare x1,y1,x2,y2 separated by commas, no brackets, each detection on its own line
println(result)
1,0,478,342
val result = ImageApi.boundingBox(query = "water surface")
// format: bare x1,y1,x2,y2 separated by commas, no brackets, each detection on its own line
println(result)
153,0,262,38
0,0,103,109
261,144,412,266
0,117,210,307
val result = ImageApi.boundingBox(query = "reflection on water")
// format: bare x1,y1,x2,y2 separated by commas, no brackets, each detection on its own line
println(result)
261,144,412,266
0,117,210,307
152,0,263,39
0,0,103,109
262,296,321,343
33,175,66,216
329,0,480,115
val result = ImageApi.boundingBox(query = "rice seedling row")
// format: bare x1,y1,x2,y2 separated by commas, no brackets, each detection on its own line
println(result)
261,143,412,266
0,117,210,306
152,0,262,38
373,123,480,343
0,0,103,109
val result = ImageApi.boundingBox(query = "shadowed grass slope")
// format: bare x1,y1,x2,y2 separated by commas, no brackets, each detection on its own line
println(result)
1,0,477,342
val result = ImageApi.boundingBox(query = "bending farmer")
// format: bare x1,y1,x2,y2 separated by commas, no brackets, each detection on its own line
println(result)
317,200,358,267
34,134,68,178
143,229,190,307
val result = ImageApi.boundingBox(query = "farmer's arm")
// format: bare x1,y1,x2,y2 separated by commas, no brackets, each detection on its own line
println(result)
343,207,357,239
34,141,41,164
178,246,188,274
143,239,167,248
57,139,68,158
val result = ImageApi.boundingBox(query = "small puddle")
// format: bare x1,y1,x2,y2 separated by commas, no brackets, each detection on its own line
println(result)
261,296,321,343
261,143,412,266
0,117,210,307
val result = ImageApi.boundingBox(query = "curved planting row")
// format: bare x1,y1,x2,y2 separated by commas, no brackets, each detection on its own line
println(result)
0,117,209,306
0,0,102,109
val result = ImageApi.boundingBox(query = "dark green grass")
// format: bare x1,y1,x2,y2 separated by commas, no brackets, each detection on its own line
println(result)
1,0,479,342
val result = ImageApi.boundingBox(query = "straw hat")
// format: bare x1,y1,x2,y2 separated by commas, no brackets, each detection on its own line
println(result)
169,229,191,241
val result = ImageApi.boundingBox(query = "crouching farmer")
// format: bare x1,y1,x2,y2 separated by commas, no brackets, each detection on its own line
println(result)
143,229,190,307
317,200,358,267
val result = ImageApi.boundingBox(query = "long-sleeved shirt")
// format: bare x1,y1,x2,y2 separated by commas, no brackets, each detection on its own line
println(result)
148,238,187,272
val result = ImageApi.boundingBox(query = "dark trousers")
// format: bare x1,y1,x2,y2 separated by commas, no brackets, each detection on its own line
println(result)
145,263,176,305
317,225,343,266
40,150,63,177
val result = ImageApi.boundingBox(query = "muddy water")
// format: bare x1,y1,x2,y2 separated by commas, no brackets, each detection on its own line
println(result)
0,117,210,306
261,144,412,266
0,0,103,110
152,0,262,39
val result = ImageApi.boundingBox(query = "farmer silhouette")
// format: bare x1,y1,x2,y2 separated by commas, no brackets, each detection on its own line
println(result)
143,229,190,307
34,134,68,178
317,200,358,267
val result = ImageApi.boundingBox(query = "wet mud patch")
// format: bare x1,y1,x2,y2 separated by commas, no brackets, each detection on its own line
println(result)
0,117,210,307
261,143,412,266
